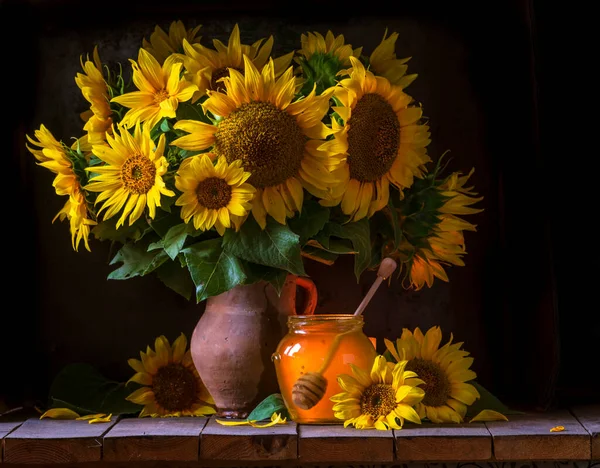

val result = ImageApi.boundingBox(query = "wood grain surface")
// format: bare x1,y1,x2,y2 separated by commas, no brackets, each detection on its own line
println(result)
200,417,298,461
485,409,591,461
103,417,208,462
299,424,394,463
395,422,492,461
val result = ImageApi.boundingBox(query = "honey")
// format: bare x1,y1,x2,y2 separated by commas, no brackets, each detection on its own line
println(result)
272,314,377,424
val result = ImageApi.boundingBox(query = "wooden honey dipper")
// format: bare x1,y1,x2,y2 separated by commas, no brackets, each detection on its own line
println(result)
291,257,398,410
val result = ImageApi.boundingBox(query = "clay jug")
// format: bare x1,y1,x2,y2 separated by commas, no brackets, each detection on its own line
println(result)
190,274,317,418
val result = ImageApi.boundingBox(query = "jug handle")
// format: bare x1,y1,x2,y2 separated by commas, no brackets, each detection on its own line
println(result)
295,276,317,315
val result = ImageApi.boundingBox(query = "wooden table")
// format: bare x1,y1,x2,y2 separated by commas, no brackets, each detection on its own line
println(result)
1,406,598,466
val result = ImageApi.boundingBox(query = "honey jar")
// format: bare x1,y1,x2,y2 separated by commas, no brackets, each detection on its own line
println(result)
272,314,377,424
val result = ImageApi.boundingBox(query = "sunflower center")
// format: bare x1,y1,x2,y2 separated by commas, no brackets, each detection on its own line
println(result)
152,363,198,412
360,383,397,418
213,101,306,188
196,177,232,209
347,93,400,182
121,154,156,194
406,358,451,407
154,88,169,104
210,67,242,92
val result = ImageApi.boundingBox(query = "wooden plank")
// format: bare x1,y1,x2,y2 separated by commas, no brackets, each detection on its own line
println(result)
3,417,117,464
103,417,208,462
1,421,25,463
394,422,492,461
571,404,600,460
298,424,394,463
200,417,297,461
486,409,591,460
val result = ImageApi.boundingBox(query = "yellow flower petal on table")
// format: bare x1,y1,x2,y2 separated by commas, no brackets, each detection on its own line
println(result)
39,408,81,420
216,412,287,427
469,410,509,422
76,413,113,424
250,412,287,427
550,425,565,432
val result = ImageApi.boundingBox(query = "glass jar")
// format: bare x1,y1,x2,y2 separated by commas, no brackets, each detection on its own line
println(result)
272,314,377,424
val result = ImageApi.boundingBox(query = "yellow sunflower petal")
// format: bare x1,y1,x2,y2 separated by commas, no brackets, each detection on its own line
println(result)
469,410,508,423
40,408,80,420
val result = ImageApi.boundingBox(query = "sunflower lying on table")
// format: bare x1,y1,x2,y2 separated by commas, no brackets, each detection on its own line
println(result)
329,326,509,430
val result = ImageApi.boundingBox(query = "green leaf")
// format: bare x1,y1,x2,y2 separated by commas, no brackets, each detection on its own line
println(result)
466,382,522,418
301,245,339,265
176,101,213,124
287,199,330,245
156,257,195,301
47,363,142,416
108,242,169,280
242,261,288,295
148,211,183,238
92,216,147,244
183,238,246,302
246,393,290,421
325,219,371,281
149,223,190,260
223,217,305,276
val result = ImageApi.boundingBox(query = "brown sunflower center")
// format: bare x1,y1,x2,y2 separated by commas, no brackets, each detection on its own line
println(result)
152,363,198,412
213,101,306,188
196,177,232,209
360,383,397,418
154,88,169,104
210,67,242,92
347,93,400,182
121,154,156,194
406,358,451,407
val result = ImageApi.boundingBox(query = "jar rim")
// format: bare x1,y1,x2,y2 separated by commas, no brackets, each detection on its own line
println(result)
287,314,363,323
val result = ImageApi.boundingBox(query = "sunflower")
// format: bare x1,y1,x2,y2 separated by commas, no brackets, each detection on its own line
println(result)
175,154,255,235
331,355,424,430
171,56,339,229
394,167,483,290
384,326,480,424
297,30,362,67
25,124,64,163
84,122,175,228
75,46,113,144
26,126,96,251
177,23,294,102
363,30,418,89
323,56,430,221
110,48,198,131
126,333,215,418
142,20,202,64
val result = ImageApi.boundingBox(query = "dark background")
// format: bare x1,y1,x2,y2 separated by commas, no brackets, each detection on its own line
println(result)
2,0,596,413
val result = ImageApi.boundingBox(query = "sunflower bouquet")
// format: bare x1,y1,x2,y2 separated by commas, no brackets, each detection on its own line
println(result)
26,20,482,302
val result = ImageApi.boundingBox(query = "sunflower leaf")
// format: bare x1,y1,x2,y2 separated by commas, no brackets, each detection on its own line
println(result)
223,217,305,276
149,223,191,260
47,363,142,416
466,382,521,418
322,219,371,281
183,238,247,302
156,258,195,301
242,261,289,295
287,199,330,245
92,216,147,244
246,393,290,422
108,242,169,280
